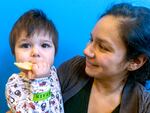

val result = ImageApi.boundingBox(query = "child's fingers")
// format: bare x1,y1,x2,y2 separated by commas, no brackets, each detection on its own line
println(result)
27,71,35,80
32,62,50,78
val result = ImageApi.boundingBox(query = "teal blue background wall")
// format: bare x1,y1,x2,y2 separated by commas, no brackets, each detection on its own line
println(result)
1,0,150,112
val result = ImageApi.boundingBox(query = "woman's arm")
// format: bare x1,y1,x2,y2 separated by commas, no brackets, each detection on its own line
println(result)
57,55,86,92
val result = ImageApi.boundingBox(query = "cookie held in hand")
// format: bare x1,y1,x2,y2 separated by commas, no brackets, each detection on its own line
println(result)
14,62,32,70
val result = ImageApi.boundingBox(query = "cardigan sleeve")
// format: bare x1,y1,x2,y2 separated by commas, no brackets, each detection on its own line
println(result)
137,84,150,113
57,55,87,93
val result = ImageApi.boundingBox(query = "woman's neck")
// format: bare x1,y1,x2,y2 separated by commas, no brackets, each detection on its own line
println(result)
88,76,127,113
93,76,127,95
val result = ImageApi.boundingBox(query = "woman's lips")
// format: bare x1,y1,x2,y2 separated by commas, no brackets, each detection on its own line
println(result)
86,59,98,67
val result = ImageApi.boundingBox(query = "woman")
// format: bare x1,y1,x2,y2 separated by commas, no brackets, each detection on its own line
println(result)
58,3,150,113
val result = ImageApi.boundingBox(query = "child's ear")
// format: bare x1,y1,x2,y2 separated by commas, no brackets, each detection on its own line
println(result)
127,55,147,71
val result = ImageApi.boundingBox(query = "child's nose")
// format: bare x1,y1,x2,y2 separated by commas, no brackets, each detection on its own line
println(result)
31,47,40,57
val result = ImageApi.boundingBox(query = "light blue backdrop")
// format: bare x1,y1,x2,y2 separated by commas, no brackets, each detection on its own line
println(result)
1,0,150,112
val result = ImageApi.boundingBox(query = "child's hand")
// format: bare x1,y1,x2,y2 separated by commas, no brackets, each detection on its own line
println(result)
14,61,51,79
27,61,51,79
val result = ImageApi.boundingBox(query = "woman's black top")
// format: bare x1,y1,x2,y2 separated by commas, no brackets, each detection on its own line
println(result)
64,79,120,113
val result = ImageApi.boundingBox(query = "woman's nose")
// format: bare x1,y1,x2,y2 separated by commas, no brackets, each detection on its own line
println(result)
83,43,95,58
31,47,40,57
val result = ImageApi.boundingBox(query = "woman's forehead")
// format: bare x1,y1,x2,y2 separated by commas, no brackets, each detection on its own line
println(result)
92,15,126,51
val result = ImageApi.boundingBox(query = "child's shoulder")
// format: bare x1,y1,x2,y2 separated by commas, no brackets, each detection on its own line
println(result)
51,65,57,72
7,73,20,84
49,65,58,78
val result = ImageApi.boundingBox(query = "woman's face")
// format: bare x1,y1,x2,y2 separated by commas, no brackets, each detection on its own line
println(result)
84,15,130,80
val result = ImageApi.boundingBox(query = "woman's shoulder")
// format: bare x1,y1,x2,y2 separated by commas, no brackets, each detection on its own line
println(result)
57,55,86,78
135,82,150,111
57,55,89,93
121,80,150,113
58,55,85,69
145,80,150,91
135,81,150,95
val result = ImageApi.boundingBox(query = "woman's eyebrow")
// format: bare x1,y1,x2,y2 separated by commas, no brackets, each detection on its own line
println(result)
90,33,113,47
92,35,114,51
90,33,109,44
90,33,107,42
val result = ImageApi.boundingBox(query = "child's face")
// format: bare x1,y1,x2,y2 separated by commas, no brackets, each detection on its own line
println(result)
14,31,55,68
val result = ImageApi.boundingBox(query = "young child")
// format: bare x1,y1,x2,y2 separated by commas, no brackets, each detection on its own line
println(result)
5,9,64,113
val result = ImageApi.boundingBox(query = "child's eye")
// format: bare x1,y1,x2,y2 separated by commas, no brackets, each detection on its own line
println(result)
41,43,51,48
20,43,31,48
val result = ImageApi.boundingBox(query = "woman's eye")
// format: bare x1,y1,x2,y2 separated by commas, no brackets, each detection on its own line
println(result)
41,43,51,48
98,44,109,51
20,43,31,48
89,37,93,43
87,38,93,45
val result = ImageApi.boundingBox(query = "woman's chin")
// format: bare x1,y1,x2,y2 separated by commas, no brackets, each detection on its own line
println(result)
85,67,96,77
